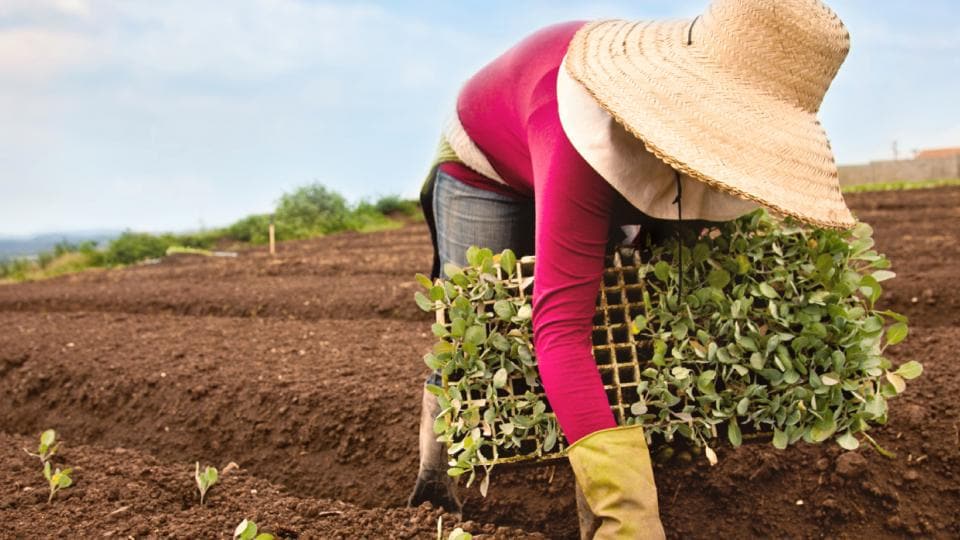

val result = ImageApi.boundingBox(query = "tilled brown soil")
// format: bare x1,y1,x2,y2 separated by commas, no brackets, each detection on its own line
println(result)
0,433,541,539
1,187,959,538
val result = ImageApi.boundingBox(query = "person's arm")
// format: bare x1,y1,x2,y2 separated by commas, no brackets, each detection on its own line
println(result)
527,98,618,445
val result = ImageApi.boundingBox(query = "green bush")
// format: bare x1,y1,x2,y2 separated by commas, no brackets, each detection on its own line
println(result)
105,231,173,265
53,240,78,257
173,230,219,250
274,183,350,240
223,214,271,244
373,195,420,217
36,251,55,269
0,258,32,280
417,210,920,490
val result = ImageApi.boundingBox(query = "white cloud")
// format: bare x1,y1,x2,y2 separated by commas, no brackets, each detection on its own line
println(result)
0,27,96,81
0,0,92,19
99,0,390,78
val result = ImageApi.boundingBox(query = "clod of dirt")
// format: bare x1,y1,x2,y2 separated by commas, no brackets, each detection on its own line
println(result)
897,403,927,426
835,452,868,479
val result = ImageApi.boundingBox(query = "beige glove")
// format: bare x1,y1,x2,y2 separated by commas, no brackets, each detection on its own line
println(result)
568,425,666,540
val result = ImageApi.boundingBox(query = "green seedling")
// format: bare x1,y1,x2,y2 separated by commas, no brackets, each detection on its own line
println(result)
417,209,922,492
195,462,218,505
24,429,58,465
436,517,473,540
43,461,73,503
233,519,274,540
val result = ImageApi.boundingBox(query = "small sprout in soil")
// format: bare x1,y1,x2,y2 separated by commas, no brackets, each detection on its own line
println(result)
195,462,218,505
234,519,274,540
43,461,73,503
448,528,472,540
436,517,473,540
24,429,58,465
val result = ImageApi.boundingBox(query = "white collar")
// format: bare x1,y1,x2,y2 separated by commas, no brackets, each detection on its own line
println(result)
556,55,758,222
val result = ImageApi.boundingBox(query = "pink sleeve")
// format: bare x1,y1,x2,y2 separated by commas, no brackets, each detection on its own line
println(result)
527,99,618,445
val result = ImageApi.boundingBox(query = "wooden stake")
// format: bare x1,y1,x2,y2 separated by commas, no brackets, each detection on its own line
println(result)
269,214,276,257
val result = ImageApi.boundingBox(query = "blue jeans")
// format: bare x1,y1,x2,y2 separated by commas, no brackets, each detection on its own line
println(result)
431,170,534,269
423,170,534,385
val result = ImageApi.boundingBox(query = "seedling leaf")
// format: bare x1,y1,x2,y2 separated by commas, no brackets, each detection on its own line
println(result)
704,445,718,466
45,462,73,503
415,273,433,289
707,269,731,289
234,519,275,540
40,430,56,450
772,429,788,450
414,292,434,312
195,462,219,505
836,432,860,451
499,249,517,277
885,322,908,346
894,361,923,380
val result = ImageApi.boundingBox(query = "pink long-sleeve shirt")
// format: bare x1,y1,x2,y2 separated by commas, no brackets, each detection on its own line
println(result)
439,21,623,444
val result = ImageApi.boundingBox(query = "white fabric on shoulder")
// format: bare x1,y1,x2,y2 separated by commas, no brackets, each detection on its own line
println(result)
556,56,758,222
442,111,508,185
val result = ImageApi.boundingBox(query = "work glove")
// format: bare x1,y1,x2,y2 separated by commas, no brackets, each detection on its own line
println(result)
568,425,665,539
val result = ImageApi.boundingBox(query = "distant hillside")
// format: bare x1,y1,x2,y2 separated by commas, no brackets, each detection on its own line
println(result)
0,231,121,260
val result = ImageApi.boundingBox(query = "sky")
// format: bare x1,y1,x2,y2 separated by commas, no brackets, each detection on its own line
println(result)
0,0,958,236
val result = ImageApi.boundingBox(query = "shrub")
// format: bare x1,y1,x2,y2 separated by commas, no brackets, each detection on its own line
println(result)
36,251,55,269
173,230,219,250
53,240,80,257
0,258,32,280
346,202,401,233
417,210,921,490
373,195,420,217
224,214,272,244
105,231,172,265
274,183,350,239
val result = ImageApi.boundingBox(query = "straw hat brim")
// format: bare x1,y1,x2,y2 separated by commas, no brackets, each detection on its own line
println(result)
565,19,856,229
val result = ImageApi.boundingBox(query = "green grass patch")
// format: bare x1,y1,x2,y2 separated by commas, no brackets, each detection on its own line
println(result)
1,185,421,283
842,178,960,193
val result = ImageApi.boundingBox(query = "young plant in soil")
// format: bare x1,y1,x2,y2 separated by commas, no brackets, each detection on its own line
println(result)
43,461,73,503
234,519,275,540
437,517,473,540
416,209,923,491
23,429,58,465
195,462,218,505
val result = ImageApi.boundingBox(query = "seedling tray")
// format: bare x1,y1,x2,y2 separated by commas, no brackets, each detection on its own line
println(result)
434,247,666,465
421,213,916,481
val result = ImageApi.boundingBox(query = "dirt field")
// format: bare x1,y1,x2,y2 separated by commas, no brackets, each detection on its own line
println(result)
1,187,958,538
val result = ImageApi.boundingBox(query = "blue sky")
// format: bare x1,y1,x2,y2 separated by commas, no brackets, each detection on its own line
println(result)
1,0,957,236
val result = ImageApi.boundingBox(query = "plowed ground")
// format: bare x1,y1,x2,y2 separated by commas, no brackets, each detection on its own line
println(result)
1,187,959,538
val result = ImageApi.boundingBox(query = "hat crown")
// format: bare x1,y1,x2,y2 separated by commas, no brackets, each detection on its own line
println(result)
694,0,849,113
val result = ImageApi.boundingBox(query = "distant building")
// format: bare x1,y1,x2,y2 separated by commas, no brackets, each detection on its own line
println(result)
916,147,960,160
838,146,960,186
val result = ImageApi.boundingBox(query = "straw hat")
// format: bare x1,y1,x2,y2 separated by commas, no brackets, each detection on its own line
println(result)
563,0,856,229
